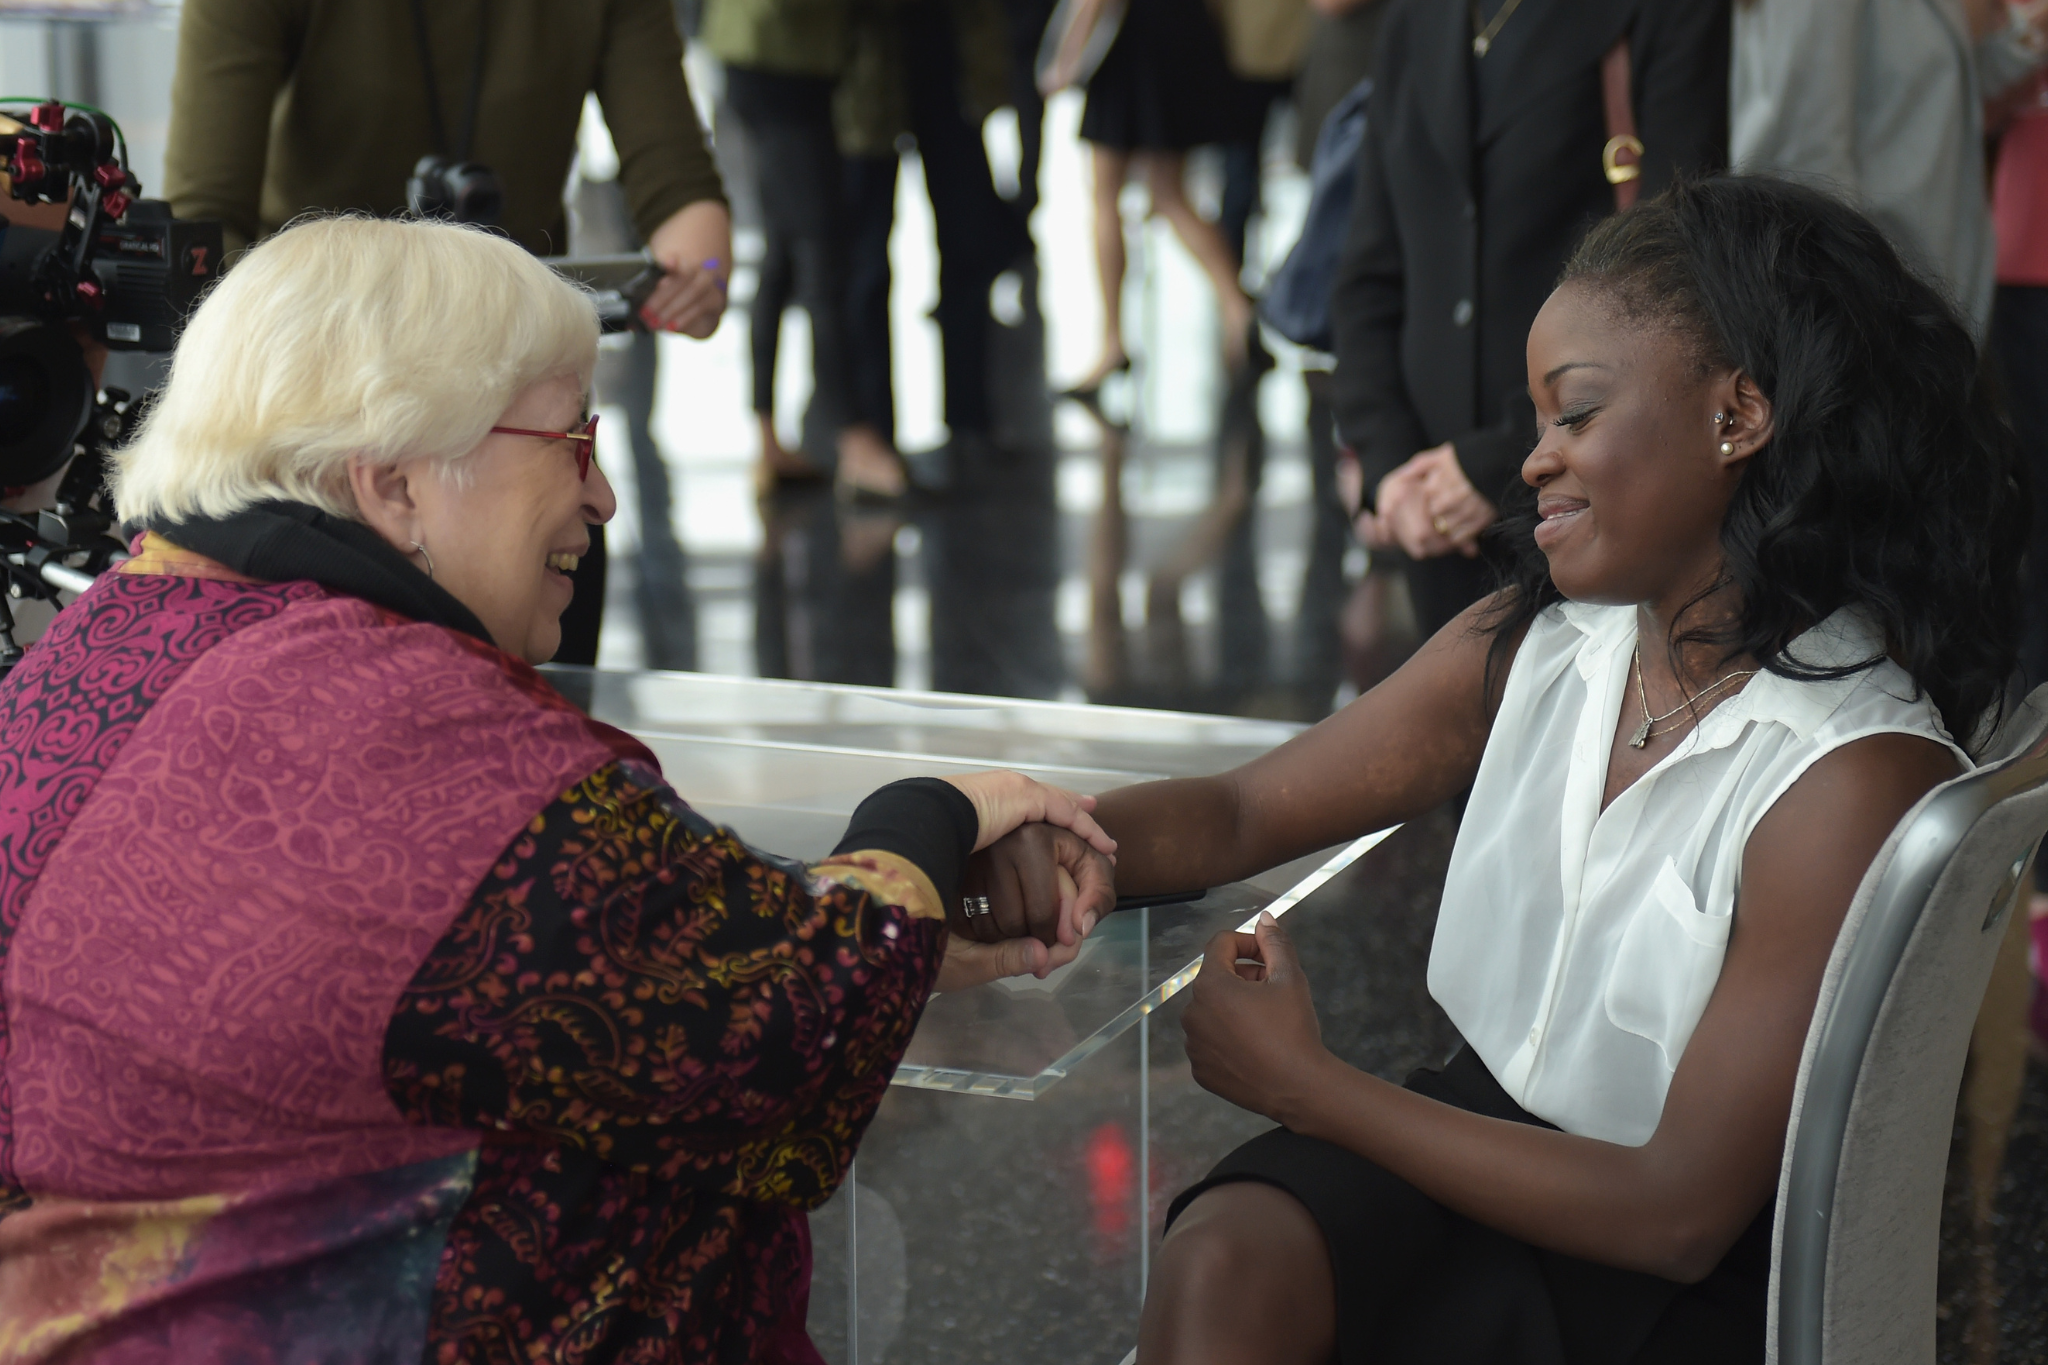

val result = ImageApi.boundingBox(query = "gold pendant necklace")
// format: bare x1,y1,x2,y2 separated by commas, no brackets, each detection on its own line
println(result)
1629,646,1759,749
1471,0,1526,56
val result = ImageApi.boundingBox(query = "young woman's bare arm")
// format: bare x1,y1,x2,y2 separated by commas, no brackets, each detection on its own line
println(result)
1089,598,1516,896
1181,730,1961,1280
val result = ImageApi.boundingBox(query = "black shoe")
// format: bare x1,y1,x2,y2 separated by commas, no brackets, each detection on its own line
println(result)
1054,355,1131,409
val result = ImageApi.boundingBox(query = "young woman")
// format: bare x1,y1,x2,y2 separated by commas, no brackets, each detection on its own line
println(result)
1041,0,1260,403
1028,176,2023,1361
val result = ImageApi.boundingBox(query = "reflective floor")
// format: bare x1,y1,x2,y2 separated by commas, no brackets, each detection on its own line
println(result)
578,89,1391,726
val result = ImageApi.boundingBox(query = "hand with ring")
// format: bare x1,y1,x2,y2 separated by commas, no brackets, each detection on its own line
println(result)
937,823,1119,990
1371,443,1496,559
932,774,1118,991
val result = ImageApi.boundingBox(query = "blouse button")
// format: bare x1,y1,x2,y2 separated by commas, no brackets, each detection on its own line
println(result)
1528,1026,1541,1046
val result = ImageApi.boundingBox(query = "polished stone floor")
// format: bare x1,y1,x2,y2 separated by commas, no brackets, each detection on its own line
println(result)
577,87,1358,721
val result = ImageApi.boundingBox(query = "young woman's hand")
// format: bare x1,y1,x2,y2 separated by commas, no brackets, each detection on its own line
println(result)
1182,913,1336,1128
943,770,1119,857
956,824,1119,946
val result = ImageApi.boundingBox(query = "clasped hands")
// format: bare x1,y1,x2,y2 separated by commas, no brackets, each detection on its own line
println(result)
934,771,1119,992
1352,441,1496,560
947,776,1333,1122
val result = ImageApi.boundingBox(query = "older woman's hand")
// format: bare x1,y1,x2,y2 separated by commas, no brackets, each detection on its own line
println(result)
943,770,1118,858
935,914,1090,992
956,824,1119,947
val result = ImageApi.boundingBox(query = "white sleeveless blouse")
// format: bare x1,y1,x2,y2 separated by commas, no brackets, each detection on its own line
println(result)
1427,601,1968,1146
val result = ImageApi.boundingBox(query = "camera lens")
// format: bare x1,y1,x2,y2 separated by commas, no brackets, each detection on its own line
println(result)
0,319,94,488
0,356,50,440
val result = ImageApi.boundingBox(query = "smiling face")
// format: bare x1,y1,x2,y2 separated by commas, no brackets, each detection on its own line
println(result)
358,372,617,663
1522,282,1764,613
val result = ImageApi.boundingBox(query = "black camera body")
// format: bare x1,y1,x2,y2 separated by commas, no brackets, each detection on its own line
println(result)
406,154,503,227
91,202,222,352
1,101,221,488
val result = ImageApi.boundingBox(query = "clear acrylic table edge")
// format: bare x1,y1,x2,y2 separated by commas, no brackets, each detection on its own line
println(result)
889,825,1401,1101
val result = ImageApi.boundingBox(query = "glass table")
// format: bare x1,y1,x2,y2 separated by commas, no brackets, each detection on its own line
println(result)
549,667,1400,1363
553,666,1395,1100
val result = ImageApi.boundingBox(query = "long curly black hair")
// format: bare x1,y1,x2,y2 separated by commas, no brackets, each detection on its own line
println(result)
1483,175,2027,751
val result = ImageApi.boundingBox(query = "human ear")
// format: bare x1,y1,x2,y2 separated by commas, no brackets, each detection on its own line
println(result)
346,455,426,557
1709,371,1774,472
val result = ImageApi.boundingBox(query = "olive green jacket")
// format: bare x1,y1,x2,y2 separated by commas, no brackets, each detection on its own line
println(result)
164,0,725,256
834,0,1009,158
699,0,853,76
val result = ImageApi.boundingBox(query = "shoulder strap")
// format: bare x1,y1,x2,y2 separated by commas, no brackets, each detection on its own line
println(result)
1601,36,1642,212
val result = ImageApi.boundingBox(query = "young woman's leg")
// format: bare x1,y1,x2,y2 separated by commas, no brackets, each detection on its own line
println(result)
749,235,815,486
1076,142,1132,389
1141,151,1256,367
1138,1182,1337,1365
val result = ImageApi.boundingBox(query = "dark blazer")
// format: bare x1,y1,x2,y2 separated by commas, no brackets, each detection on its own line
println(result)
1330,0,1729,508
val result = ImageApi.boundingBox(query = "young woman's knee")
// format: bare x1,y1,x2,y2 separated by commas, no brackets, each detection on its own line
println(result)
1156,1181,1330,1293
1146,1183,1337,1364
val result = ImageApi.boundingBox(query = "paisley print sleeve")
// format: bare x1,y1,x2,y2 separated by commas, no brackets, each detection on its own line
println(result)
382,760,945,1208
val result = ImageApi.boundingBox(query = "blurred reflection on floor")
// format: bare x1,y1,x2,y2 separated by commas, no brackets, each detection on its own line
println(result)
592,302,1420,725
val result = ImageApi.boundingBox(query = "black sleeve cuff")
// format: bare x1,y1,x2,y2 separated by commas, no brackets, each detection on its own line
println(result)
832,777,980,910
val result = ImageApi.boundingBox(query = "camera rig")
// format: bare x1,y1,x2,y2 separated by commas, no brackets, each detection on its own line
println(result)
0,99,217,678
0,100,667,680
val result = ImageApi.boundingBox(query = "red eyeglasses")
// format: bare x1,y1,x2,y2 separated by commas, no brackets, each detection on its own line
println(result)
489,413,600,480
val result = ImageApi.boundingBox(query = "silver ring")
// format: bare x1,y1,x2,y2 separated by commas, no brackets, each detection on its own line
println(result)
963,895,992,919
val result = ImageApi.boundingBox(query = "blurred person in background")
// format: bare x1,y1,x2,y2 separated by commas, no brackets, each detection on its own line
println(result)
1332,0,1728,640
1213,0,1311,269
1293,0,1388,175
1288,0,1390,705
703,0,913,499
1001,0,1060,219
839,0,1033,473
1731,0,2047,340
162,0,733,666
1041,0,1260,411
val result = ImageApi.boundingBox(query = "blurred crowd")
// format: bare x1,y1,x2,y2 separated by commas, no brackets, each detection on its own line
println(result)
147,0,2048,706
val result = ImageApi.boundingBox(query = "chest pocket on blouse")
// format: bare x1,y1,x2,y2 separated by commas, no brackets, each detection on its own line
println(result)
1604,857,1732,1070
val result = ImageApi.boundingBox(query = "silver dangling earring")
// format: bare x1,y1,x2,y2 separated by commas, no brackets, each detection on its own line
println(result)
410,540,435,579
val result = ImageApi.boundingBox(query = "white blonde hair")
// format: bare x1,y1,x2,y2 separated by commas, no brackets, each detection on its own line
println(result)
113,214,599,524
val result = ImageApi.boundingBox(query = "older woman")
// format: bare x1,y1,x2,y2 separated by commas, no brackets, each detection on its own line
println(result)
0,217,1111,1363
974,177,2023,1362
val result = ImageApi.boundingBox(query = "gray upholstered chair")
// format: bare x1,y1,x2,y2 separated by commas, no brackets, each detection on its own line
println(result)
1770,686,2048,1364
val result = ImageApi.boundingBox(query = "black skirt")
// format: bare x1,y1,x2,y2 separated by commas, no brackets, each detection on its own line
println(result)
1163,1048,1772,1365
1077,0,1253,151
